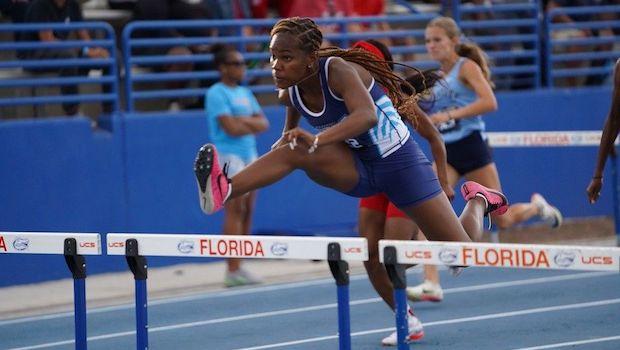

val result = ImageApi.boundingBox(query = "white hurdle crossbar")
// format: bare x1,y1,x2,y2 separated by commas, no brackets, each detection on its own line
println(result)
0,231,101,350
106,233,368,350
379,240,620,272
378,240,620,350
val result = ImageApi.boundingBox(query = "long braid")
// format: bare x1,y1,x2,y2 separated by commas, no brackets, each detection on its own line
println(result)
271,17,426,122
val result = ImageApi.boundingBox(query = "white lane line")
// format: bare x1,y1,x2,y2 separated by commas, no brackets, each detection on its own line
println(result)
1,271,611,326
232,298,620,350
511,335,620,350
0,274,370,326
9,297,620,350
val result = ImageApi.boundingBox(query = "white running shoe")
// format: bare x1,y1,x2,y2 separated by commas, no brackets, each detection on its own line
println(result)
381,312,424,346
531,193,563,228
224,268,262,288
406,280,444,303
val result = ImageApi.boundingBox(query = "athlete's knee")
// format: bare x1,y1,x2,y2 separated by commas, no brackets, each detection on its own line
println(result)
272,143,311,168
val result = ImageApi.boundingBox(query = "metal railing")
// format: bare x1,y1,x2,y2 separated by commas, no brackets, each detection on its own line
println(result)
452,0,542,90
545,5,620,87
1,5,618,117
121,14,438,114
0,22,119,117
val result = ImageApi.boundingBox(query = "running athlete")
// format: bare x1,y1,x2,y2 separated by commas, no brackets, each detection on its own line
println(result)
407,16,563,303
587,59,620,204
351,39,453,345
194,17,509,345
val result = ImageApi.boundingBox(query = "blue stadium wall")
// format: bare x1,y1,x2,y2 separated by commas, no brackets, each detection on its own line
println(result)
0,87,615,286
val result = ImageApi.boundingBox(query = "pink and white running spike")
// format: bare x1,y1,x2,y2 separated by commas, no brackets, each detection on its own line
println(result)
461,181,509,216
194,144,230,214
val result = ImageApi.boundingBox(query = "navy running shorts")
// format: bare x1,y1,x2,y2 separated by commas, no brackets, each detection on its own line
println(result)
446,131,494,176
345,137,442,209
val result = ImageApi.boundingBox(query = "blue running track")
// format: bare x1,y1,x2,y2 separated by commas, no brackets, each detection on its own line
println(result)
1,268,619,350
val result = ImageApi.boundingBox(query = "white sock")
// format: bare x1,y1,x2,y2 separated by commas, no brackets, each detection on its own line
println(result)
223,181,232,203
475,193,489,211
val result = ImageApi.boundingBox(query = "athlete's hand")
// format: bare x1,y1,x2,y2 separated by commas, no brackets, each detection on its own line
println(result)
442,184,455,201
283,127,316,151
271,134,288,150
586,177,603,204
429,112,451,125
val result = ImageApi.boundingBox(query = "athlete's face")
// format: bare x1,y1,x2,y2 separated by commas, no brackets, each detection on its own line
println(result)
269,32,316,89
425,26,457,62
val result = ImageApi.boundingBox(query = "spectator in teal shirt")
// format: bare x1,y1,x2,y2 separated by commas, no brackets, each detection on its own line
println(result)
204,44,269,287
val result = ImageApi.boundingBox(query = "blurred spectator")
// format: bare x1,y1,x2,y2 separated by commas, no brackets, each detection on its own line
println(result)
352,0,390,41
203,0,260,50
351,0,418,62
21,0,111,116
287,0,360,45
132,0,216,111
107,0,136,10
205,44,269,287
544,0,616,86
0,0,30,22
249,0,268,18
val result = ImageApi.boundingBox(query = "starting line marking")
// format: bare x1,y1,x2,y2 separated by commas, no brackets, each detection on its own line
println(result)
379,240,620,272
106,233,368,261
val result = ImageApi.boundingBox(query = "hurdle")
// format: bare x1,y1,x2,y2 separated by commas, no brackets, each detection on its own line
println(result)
0,231,101,350
106,233,368,350
379,240,620,350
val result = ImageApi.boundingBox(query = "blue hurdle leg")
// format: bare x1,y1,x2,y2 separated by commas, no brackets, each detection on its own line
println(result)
64,238,88,350
328,242,352,350
393,287,409,350
73,278,87,350
135,279,149,350
336,284,351,350
125,239,149,350
384,246,410,350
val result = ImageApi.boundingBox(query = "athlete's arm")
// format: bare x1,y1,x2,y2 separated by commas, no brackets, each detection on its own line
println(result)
272,89,302,149
314,57,378,146
431,59,497,125
587,59,620,203
278,89,301,132
455,59,497,118
413,104,454,200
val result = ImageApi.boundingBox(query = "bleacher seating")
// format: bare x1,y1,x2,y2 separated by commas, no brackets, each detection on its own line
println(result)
0,1,617,120
0,22,119,121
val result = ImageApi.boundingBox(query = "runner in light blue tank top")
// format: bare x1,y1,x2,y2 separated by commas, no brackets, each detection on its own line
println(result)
421,57,485,144
407,16,563,301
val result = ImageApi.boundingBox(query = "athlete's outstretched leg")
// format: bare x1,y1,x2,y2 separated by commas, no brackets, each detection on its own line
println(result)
195,141,361,213
401,181,508,243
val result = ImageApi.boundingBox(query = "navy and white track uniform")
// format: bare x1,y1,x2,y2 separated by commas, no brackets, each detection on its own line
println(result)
288,57,442,207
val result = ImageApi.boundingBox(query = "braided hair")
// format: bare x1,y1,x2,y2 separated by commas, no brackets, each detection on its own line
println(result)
270,17,428,120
